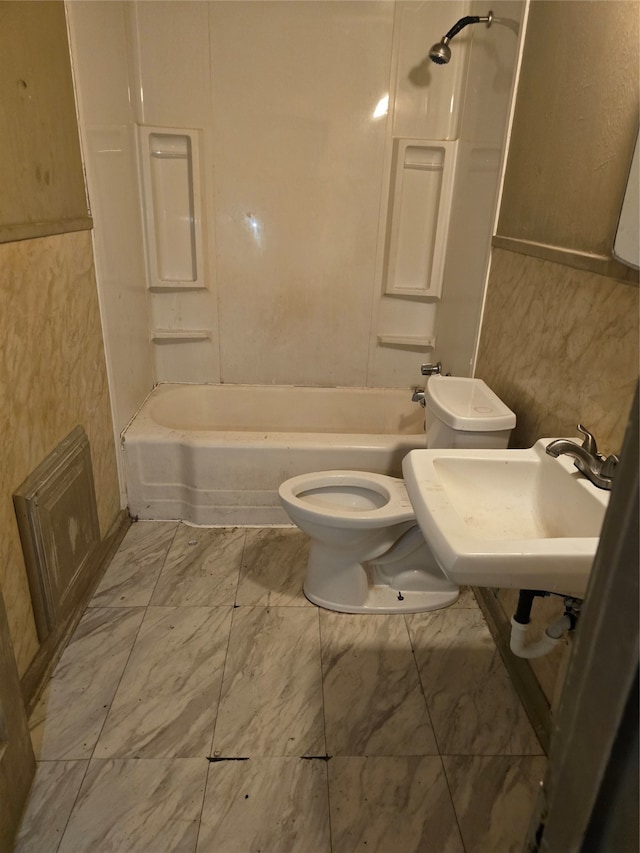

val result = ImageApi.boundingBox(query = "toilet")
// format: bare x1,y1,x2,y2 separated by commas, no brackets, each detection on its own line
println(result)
278,375,516,614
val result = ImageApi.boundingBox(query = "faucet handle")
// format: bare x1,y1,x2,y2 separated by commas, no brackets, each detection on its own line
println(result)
601,454,619,478
576,424,598,456
421,362,442,376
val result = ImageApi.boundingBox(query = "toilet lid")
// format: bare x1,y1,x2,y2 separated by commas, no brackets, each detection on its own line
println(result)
426,377,516,431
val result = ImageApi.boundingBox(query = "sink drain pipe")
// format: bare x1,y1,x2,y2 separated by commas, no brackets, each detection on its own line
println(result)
509,590,580,659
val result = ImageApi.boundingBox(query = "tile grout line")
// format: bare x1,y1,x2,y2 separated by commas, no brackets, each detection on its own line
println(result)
232,525,249,606
44,758,92,853
142,521,182,608
439,755,469,853
402,613,443,755
403,612,469,853
316,607,335,853
207,528,249,760
195,533,248,850
89,520,180,609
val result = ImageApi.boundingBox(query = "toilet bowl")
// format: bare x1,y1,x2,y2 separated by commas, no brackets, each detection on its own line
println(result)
278,376,516,614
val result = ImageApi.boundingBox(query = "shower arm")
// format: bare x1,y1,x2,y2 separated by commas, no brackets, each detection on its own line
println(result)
443,12,493,44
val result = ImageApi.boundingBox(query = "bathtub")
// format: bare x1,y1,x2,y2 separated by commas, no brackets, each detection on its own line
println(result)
123,383,426,525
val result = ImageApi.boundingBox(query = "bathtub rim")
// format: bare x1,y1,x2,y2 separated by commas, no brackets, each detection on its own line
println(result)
122,380,426,443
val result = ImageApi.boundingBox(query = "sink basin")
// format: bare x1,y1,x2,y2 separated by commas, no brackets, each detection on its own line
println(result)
402,439,610,598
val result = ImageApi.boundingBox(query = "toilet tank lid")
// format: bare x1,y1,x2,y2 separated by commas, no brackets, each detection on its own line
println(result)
425,376,516,431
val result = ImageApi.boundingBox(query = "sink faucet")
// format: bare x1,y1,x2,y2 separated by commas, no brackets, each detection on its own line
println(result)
546,425,619,490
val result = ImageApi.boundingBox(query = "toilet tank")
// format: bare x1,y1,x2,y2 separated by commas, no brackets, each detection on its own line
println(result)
424,376,516,449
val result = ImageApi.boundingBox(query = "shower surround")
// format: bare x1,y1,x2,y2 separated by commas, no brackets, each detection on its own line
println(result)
67,0,526,503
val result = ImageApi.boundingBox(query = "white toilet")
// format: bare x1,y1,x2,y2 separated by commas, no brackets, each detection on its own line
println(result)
278,376,516,614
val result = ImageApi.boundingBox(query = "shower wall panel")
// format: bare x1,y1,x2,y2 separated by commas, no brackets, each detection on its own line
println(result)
67,1,154,503
208,1,394,386
70,1,499,399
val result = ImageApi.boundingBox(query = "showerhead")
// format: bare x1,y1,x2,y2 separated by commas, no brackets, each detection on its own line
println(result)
429,10,493,65
428,38,451,65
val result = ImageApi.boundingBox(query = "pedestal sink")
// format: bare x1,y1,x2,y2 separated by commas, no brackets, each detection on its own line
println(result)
402,439,610,598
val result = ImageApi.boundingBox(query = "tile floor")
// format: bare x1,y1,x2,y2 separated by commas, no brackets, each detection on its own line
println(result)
15,521,546,852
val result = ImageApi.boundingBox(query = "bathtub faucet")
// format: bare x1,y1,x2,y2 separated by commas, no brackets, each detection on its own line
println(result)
411,388,426,407
545,425,619,490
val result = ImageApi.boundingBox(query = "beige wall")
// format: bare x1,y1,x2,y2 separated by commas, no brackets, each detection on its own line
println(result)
476,0,639,708
496,0,639,273
478,0,639,458
0,233,120,678
0,1,120,678
0,1,91,242
478,0,639,453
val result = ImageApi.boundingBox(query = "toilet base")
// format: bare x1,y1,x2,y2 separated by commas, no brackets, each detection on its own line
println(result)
301,523,459,614
303,582,459,614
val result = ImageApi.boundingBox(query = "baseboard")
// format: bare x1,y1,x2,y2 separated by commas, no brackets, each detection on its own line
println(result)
474,586,552,754
20,509,131,716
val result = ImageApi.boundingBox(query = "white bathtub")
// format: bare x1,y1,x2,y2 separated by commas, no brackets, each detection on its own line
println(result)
123,383,426,525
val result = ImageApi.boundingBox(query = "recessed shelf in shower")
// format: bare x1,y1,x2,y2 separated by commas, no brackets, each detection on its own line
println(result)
376,334,436,350
384,138,458,300
138,125,205,290
151,329,212,344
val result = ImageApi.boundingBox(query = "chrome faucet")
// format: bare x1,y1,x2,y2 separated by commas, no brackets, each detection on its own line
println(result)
546,425,619,490
413,362,442,406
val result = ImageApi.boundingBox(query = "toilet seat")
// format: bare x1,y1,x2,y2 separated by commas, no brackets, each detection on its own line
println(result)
278,470,415,529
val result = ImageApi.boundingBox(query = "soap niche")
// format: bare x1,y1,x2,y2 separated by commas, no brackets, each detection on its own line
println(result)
377,138,457,352
138,125,215,380
138,125,205,290
383,138,458,300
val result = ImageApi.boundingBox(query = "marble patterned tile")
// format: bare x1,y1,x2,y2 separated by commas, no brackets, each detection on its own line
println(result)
150,525,245,606
14,760,88,853
197,757,330,852
94,606,232,758
213,607,324,757
328,756,464,853
90,520,178,607
443,755,547,853
57,758,207,853
477,249,638,454
235,527,310,606
406,609,543,755
320,612,437,756
30,607,145,760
